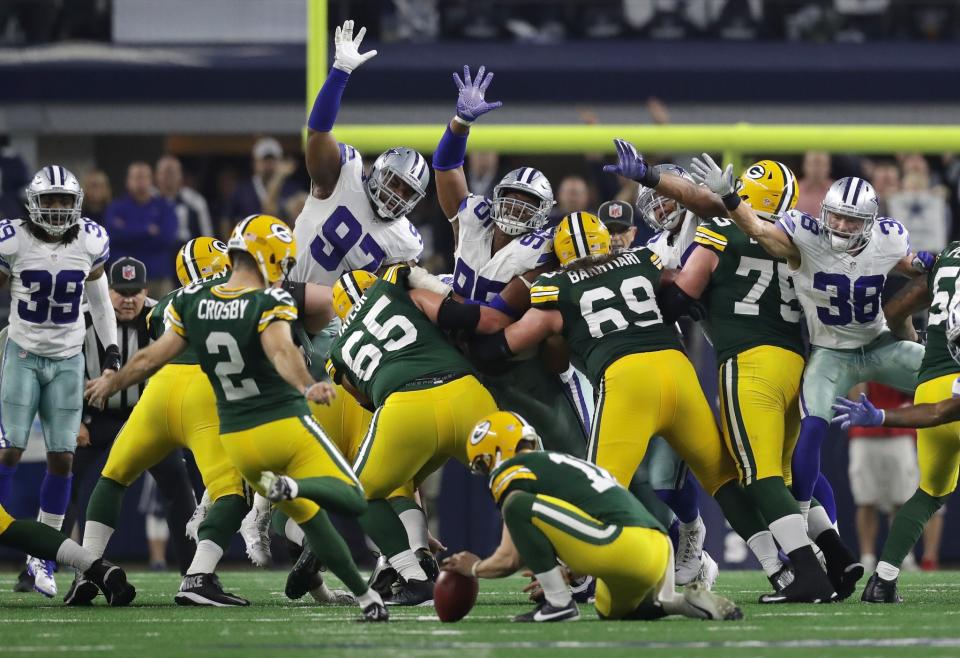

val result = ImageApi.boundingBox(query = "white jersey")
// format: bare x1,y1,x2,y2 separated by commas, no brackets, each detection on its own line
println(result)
778,209,910,349
645,211,699,270
290,144,423,287
452,194,555,303
0,218,110,358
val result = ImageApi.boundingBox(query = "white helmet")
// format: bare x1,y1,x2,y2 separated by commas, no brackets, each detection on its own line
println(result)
947,296,960,367
492,167,556,236
26,165,84,237
637,164,693,232
366,147,430,221
819,177,878,253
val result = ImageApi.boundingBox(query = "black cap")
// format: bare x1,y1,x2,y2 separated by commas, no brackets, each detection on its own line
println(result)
109,257,148,292
597,200,634,233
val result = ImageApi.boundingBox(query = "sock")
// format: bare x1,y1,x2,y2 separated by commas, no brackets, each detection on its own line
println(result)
797,499,811,523
535,565,572,607
187,539,223,574
56,537,95,573
0,519,70,562
392,498,429,553
813,474,838,523
747,531,783,576
295,477,367,517
0,463,17,505
358,499,411,558
389,549,428,582
38,472,72,530
86,477,127,528
357,588,383,609
791,416,829,503
285,517,305,546
198,494,248,551
300,510,369,595
768,514,810,555
879,488,946,569
270,509,289,538
501,491,560,574
81,520,115,557
655,473,700,524
807,504,834,541
876,560,900,581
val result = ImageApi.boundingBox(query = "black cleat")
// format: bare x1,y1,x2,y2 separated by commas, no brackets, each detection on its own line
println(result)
814,529,863,600
83,560,136,607
384,578,434,607
13,568,33,593
286,547,321,600
64,572,99,606
415,548,439,583
860,573,902,603
175,573,249,607
367,554,399,598
759,576,837,604
768,565,795,593
514,599,580,623
359,601,389,622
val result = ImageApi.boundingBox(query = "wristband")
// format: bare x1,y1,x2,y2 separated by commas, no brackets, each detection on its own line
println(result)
452,115,474,127
432,124,470,172
303,383,314,397
721,191,742,212
470,560,480,578
640,167,661,189
103,345,121,372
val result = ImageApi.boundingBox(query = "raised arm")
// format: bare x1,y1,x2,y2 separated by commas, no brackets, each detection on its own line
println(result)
305,20,377,199
433,65,503,228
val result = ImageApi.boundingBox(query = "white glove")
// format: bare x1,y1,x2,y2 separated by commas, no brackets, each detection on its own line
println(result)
690,152,736,197
333,20,377,73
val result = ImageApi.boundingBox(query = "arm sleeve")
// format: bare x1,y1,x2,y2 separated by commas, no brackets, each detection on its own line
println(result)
85,274,118,349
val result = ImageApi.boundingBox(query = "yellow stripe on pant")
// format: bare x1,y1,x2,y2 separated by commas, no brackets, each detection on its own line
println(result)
101,364,244,501
589,350,738,495
915,373,960,497
0,503,13,534
529,494,669,620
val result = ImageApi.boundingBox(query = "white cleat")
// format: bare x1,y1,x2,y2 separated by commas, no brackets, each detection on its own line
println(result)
675,517,707,586
694,550,719,590
680,582,743,621
240,494,273,567
185,490,211,543
26,556,56,598
309,581,357,606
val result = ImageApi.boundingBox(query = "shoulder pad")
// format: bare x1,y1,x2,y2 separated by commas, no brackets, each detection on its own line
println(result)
338,143,361,166
0,218,21,267
79,219,110,265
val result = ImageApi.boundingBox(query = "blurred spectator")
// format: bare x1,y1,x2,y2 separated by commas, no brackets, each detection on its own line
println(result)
797,151,834,216
598,200,637,251
222,137,303,233
0,146,29,220
833,0,891,43
80,169,112,224
284,191,309,228
156,155,213,243
624,0,703,39
467,151,499,201
555,175,591,217
888,154,950,252
102,162,179,295
870,160,901,216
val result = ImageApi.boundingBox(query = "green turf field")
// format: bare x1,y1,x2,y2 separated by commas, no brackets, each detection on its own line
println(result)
0,569,958,657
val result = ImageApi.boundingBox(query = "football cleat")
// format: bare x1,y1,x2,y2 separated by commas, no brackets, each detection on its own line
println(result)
861,573,903,603
26,556,56,598
675,519,707,586
384,578,434,607
286,547,321,600
768,564,795,592
814,529,863,600
415,547,440,582
13,568,33,593
310,579,357,606
260,471,295,503
681,582,743,621
83,559,136,607
367,554,399,598
359,600,390,622
758,575,837,604
185,490,211,543
693,550,719,591
64,572,99,606
514,598,580,623
240,496,272,567
570,574,596,604
175,573,249,607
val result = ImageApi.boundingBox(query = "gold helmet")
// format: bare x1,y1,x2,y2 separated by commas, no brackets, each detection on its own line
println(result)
175,237,229,286
226,214,296,284
466,411,542,475
553,211,611,267
736,160,799,221
332,270,378,320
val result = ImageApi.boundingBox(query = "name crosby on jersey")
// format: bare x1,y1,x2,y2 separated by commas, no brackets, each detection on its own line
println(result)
564,250,645,284
197,298,250,321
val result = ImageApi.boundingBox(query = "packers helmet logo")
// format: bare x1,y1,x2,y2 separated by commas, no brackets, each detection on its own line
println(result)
745,164,767,180
212,239,227,253
270,223,293,243
470,421,492,445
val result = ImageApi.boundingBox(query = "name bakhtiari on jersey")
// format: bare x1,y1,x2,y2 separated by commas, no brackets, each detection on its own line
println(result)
529,248,681,386
921,241,960,384
778,209,911,349
645,210,699,271
452,194,556,303
290,144,423,286
166,283,305,432
688,217,804,363
326,278,474,407
0,217,109,358
488,451,664,530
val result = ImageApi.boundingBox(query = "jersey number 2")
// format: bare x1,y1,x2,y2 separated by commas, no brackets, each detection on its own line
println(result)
206,332,260,401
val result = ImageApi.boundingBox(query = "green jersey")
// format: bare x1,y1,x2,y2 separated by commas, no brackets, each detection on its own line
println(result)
488,451,664,530
919,241,960,384
148,272,229,366
326,279,474,407
529,248,681,385
167,282,307,433
691,219,804,363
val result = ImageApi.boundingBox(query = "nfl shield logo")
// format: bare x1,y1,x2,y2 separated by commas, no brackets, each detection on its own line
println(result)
609,204,623,218
122,265,136,281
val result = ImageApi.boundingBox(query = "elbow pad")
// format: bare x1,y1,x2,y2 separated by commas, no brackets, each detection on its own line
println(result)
657,283,705,324
437,295,482,333
467,330,513,362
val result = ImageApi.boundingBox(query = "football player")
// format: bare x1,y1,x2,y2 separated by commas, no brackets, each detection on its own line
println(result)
467,212,800,601
0,166,119,597
831,243,960,602
324,266,502,606
689,153,933,597
86,215,389,621
442,411,742,622
433,65,594,460
605,142,837,601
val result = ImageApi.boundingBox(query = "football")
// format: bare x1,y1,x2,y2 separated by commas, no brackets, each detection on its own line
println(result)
434,570,479,623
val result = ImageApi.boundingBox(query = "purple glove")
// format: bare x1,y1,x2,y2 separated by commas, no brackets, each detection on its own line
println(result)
912,250,936,273
453,65,502,123
831,393,885,431
603,138,659,187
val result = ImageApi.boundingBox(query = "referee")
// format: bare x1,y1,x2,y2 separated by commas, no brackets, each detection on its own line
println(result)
64,257,197,573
